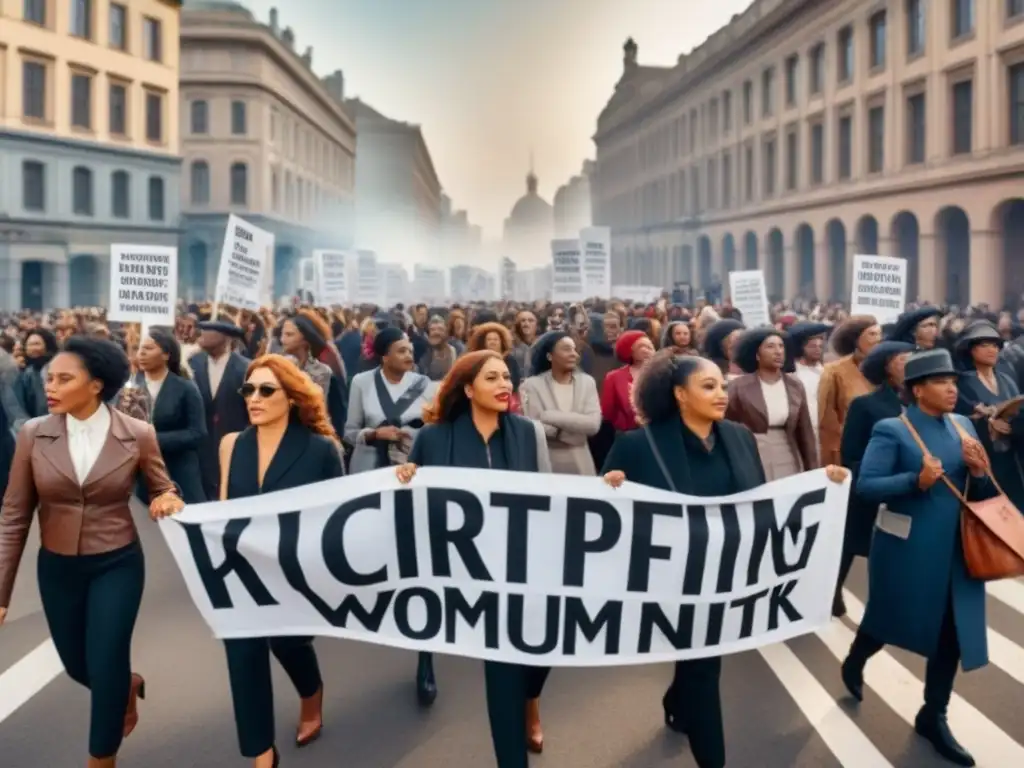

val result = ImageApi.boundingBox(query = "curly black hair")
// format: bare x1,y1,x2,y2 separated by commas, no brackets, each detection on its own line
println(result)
530,330,571,375
61,335,131,402
633,349,713,424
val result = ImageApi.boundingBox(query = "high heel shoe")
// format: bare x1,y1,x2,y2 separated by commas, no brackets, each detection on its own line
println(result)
123,673,146,738
295,686,324,747
525,697,544,753
416,652,437,707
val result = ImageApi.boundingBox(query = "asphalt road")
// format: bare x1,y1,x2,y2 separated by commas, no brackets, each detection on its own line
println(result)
2,503,1024,767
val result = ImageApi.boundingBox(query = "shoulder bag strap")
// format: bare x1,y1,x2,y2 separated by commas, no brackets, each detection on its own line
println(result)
642,425,677,493
899,414,971,504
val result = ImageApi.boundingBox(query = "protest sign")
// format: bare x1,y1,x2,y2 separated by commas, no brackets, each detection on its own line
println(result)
728,270,771,327
551,239,585,303
579,227,611,298
313,250,350,306
161,467,849,666
107,245,177,325
214,214,273,310
850,255,907,323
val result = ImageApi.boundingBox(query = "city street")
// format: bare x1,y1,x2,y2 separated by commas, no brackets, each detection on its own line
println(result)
1,503,1023,768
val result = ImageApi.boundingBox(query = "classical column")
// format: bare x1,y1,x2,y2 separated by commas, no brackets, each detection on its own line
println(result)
919,231,946,304
814,240,832,302
784,244,800,299
0,249,20,309
969,230,1002,306
44,260,70,310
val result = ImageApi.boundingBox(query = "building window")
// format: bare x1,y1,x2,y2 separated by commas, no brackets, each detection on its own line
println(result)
70,0,92,39
707,158,718,208
744,145,754,201
190,161,209,204
762,68,774,117
109,82,126,135
1010,63,1024,145
24,0,45,25
785,55,798,106
111,170,130,218
145,91,162,142
72,166,92,215
708,99,719,140
785,129,798,190
23,161,44,211
272,169,280,210
148,176,164,221
109,3,126,49
868,105,885,172
810,123,824,184
722,153,731,207
838,26,854,82
143,17,162,62
230,162,247,205
231,100,246,135
869,11,887,69
689,109,697,152
907,0,926,56
743,80,753,124
722,91,732,132
951,0,974,39
838,115,853,179
952,79,973,154
809,43,824,95
70,73,91,129
190,100,208,134
763,139,776,196
1011,0,1024,19
906,93,926,164
22,61,46,120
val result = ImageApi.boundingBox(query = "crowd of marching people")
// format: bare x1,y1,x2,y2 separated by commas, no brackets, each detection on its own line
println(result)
0,292,1023,767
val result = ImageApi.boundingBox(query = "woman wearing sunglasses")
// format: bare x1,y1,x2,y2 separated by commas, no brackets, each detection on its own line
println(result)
217,355,344,768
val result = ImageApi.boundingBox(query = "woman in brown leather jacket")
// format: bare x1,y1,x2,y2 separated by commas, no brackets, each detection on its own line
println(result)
0,336,183,768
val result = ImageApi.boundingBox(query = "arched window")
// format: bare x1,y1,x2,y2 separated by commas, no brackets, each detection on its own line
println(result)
230,162,247,205
190,161,209,205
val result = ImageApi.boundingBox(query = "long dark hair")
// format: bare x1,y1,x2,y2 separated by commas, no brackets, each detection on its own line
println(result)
423,349,504,424
147,328,186,377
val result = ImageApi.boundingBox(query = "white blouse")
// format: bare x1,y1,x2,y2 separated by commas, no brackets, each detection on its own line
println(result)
66,405,112,484
759,377,789,428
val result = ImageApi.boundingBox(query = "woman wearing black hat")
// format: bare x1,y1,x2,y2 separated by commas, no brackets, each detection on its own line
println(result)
833,341,914,617
844,348,994,767
700,319,744,380
954,320,1024,511
724,328,817,479
888,306,941,349
278,315,347,437
819,315,881,467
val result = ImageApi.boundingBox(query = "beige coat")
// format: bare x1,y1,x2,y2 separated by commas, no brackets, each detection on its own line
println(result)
520,370,601,476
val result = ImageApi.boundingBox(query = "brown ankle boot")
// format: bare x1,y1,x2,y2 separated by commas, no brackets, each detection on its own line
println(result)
525,697,543,753
122,673,146,738
296,685,323,747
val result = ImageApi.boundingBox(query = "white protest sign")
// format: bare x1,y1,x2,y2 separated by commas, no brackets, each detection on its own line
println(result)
611,285,662,303
728,270,771,327
215,214,273,310
500,257,516,300
851,255,906,323
107,245,177,325
161,467,849,666
313,250,350,306
579,226,611,298
355,250,381,305
551,239,584,303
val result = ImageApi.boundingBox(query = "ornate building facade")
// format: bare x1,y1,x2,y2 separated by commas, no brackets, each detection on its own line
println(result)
503,167,553,268
0,0,183,310
553,160,594,237
591,1,1024,306
179,2,356,300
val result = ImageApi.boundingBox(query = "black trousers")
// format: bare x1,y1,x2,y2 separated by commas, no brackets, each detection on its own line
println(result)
483,662,551,768
665,657,724,768
833,548,856,606
224,635,323,757
848,591,961,713
37,541,145,759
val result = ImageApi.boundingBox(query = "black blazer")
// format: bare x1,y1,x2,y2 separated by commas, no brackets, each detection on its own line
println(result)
601,418,765,494
134,372,207,504
191,351,250,496
226,422,344,498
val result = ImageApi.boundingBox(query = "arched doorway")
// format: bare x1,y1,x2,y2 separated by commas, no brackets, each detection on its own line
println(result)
995,199,1024,304
722,233,736,275
186,242,208,301
795,224,815,296
766,228,784,300
697,236,712,291
856,215,879,254
274,244,300,298
825,219,847,301
891,212,920,302
21,261,43,311
936,206,970,305
69,255,100,307
743,231,758,269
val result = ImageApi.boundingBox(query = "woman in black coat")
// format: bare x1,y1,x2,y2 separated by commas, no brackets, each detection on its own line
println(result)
395,349,553,766
135,329,208,503
834,341,914,616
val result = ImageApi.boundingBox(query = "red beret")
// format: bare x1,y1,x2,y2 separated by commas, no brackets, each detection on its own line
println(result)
615,330,646,363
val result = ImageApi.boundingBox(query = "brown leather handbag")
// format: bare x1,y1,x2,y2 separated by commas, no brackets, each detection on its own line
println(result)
899,414,1024,581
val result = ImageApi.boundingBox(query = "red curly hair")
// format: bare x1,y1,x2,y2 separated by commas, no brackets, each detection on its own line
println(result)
423,349,505,424
245,354,338,440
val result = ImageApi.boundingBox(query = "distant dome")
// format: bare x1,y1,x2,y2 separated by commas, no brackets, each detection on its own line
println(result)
509,171,551,223
182,0,253,17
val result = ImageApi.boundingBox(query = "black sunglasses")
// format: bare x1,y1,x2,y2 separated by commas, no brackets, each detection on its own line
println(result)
239,383,281,399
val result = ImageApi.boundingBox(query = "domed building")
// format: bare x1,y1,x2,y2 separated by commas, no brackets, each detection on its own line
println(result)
502,168,553,267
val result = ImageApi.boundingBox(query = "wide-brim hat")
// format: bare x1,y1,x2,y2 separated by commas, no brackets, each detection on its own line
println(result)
903,348,957,385
701,319,745,360
955,320,1002,352
887,306,941,344
197,320,245,339
860,341,915,386
734,328,786,374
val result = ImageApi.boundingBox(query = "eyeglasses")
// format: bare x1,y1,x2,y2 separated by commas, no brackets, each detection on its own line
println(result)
239,383,281,399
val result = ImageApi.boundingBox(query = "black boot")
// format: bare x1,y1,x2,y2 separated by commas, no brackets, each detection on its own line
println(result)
840,656,864,702
661,687,686,734
914,707,975,766
832,590,847,618
415,652,437,707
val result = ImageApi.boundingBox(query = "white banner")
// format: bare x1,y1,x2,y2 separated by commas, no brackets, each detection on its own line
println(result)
215,214,274,310
313,250,350,306
579,226,611,299
161,467,849,666
551,239,584,303
851,255,907,323
106,244,177,326
728,270,771,327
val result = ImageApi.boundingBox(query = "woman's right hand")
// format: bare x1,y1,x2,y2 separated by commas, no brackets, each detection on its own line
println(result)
376,426,401,442
918,456,944,490
396,463,418,484
603,470,625,489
